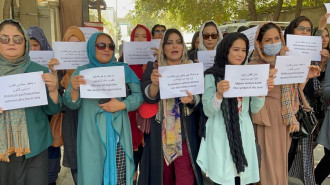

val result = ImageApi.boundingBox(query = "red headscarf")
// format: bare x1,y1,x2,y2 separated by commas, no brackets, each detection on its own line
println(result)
130,24,152,42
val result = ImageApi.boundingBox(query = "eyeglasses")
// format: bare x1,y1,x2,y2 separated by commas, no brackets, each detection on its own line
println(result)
297,26,312,33
0,35,24,45
154,30,165,34
95,42,115,51
202,34,219,40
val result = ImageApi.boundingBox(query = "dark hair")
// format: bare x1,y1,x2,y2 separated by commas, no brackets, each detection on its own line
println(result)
151,24,166,36
96,33,114,45
191,31,200,50
203,21,219,34
284,16,313,42
0,20,24,36
162,28,184,59
237,26,249,33
257,22,281,42
313,27,329,51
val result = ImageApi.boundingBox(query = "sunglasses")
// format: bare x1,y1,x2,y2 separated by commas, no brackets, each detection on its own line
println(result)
154,30,165,34
0,35,24,45
95,42,115,51
202,34,219,40
297,26,312,33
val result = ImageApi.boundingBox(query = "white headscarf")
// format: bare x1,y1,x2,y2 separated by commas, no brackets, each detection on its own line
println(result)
198,20,223,51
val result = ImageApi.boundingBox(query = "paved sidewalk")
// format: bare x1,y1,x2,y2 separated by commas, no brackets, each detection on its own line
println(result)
56,145,330,185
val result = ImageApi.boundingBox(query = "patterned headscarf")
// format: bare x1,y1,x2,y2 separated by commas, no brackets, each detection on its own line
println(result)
60,26,86,90
27,26,52,51
0,19,31,162
250,22,300,132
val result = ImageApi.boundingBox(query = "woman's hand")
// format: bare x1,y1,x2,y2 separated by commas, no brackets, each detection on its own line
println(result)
194,59,200,63
216,80,230,99
99,98,126,112
71,75,86,92
269,68,278,79
181,91,194,104
48,58,60,74
307,65,321,79
42,73,58,93
319,13,330,30
151,69,161,87
0,107,3,114
267,78,275,92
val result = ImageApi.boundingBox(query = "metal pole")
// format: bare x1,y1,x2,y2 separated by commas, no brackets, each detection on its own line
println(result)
97,0,101,22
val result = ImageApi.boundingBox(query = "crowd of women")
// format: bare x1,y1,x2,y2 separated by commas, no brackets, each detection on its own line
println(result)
1,12,330,185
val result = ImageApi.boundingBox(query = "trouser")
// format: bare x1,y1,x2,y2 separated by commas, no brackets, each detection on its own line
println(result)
133,143,144,171
315,147,330,184
48,146,61,184
214,177,240,185
0,149,48,185
163,141,195,185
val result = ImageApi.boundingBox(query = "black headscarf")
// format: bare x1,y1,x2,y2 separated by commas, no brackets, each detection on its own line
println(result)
205,32,250,173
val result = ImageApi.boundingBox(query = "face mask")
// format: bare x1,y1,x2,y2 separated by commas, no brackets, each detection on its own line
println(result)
263,42,282,56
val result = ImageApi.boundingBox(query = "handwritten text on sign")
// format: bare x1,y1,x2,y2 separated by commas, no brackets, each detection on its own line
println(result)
79,66,126,98
159,63,204,99
223,64,270,98
274,55,311,85
29,51,54,68
198,50,216,71
0,71,48,110
286,34,322,61
123,40,160,64
53,42,89,70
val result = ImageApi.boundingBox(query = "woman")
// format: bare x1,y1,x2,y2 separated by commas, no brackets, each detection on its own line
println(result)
48,26,86,185
197,32,268,185
189,20,222,61
249,22,320,185
187,31,199,59
138,28,203,185
63,32,143,185
27,25,61,185
286,15,329,185
0,19,61,185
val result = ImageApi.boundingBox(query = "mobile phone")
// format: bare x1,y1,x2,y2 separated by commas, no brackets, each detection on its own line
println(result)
99,98,111,104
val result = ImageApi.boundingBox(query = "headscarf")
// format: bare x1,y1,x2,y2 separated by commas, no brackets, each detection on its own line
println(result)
198,20,223,51
27,26,52,50
88,32,139,185
60,26,86,90
155,28,191,165
0,19,32,162
204,32,250,173
130,24,151,42
250,22,300,132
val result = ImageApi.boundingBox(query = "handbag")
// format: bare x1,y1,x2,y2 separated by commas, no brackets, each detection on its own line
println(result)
291,88,318,139
49,112,64,147
136,111,151,134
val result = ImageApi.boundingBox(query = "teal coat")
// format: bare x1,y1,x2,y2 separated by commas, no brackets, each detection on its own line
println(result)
197,74,264,185
25,62,62,158
63,65,143,185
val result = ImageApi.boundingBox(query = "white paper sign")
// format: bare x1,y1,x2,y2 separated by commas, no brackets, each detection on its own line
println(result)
223,64,270,98
198,50,216,71
0,71,48,110
151,39,161,49
241,26,259,51
53,42,89,70
159,63,204,99
123,41,156,64
29,51,54,68
274,55,311,85
325,3,330,24
79,66,126,98
79,27,99,41
286,34,322,61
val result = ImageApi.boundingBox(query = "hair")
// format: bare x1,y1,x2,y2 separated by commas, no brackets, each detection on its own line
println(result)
96,33,114,45
0,20,24,36
313,27,329,51
151,24,166,36
256,22,281,42
237,26,249,33
203,21,219,34
30,38,40,43
161,28,184,59
130,24,151,41
284,16,313,42
191,31,200,50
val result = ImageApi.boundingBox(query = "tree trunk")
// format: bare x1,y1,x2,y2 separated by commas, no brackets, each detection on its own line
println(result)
273,0,283,21
3,0,12,19
248,0,257,21
295,0,303,18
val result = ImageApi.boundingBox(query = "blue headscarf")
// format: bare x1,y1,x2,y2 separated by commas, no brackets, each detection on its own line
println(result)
27,26,52,51
87,32,140,84
88,32,138,185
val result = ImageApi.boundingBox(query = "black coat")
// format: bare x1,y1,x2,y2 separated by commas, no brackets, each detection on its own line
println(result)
138,61,204,185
